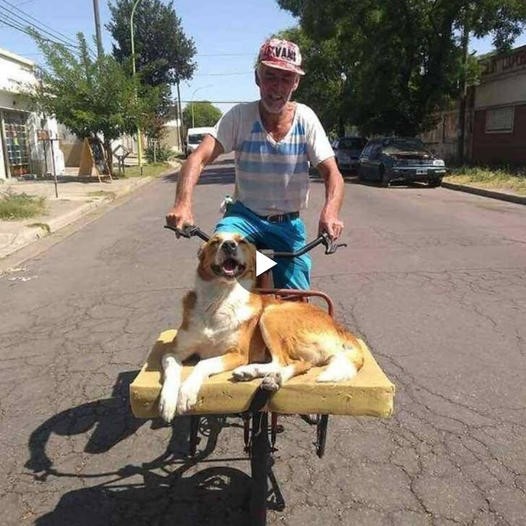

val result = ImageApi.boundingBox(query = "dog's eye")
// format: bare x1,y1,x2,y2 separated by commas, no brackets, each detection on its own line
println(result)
239,239,248,245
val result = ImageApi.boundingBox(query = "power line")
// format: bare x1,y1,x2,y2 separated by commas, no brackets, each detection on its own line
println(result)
0,0,96,58
0,0,79,48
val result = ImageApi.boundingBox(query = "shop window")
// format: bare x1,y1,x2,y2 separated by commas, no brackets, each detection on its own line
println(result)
485,107,514,133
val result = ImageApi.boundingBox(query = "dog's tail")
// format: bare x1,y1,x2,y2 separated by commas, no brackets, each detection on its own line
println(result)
316,325,365,383
339,326,365,371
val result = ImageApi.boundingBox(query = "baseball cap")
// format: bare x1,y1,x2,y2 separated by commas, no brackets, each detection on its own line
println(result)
257,38,305,76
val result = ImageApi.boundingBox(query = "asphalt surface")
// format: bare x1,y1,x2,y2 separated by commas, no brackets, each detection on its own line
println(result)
1,156,525,525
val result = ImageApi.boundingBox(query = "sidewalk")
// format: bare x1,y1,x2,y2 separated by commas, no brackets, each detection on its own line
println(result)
0,172,158,260
0,170,524,262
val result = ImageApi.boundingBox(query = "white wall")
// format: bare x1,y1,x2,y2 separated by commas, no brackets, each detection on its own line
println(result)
0,48,64,179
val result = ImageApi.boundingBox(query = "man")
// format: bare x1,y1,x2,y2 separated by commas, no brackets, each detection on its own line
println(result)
166,38,344,289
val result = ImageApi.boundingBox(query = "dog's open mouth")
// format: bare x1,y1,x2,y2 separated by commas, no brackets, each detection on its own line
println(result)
213,258,246,278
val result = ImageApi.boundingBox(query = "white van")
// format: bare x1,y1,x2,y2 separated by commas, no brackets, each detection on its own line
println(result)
185,127,215,157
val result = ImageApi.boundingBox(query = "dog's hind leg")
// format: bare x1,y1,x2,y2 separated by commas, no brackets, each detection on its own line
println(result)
260,359,312,391
232,361,281,381
177,351,247,414
252,318,314,390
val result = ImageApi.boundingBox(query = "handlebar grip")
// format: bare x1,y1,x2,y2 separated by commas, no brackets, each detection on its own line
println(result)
320,231,347,255
164,224,210,242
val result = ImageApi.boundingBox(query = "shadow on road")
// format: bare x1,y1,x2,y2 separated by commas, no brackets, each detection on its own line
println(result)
25,371,283,525
35,464,253,526
162,165,235,186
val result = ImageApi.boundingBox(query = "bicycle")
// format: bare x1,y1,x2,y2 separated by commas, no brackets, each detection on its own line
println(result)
130,225,395,525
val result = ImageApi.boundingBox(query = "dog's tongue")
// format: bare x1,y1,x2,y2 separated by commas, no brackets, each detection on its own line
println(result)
223,259,237,272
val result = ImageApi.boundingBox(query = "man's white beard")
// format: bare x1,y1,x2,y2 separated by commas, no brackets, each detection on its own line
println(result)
260,96,289,114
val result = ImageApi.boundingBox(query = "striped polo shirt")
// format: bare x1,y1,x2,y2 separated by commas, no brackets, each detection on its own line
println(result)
213,101,334,216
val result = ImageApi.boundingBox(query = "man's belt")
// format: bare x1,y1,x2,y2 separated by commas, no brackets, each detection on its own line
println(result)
257,211,300,223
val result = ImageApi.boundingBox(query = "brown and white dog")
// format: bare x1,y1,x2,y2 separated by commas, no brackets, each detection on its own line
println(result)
159,232,364,422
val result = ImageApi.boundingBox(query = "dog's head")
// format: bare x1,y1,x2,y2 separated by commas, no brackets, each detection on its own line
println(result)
197,232,257,286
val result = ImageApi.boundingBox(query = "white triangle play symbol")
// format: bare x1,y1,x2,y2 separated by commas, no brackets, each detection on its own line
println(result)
256,250,277,277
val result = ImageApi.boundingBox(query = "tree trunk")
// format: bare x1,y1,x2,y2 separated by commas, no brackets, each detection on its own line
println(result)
104,139,114,177
457,17,470,165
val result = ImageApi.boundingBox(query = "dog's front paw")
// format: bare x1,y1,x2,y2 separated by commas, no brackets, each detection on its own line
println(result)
261,372,282,392
176,378,201,414
159,380,179,423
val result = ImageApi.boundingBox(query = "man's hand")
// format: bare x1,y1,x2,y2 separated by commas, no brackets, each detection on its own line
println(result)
319,212,344,240
165,204,194,236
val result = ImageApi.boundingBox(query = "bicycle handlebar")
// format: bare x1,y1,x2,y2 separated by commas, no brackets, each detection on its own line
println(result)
164,224,347,256
164,224,210,242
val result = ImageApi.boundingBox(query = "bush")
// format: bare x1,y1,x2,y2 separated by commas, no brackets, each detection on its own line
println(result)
145,144,176,163
0,191,47,220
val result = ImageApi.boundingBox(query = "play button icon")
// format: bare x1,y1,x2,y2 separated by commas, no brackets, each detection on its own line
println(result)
256,250,277,277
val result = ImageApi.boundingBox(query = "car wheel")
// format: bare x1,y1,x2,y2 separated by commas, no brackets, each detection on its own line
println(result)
428,177,442,188
378,166,389,187
358,167,367,182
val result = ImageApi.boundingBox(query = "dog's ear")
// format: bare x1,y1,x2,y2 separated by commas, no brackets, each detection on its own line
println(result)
197,242,207,260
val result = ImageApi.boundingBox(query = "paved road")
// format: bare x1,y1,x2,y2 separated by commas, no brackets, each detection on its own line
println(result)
1,155,525,525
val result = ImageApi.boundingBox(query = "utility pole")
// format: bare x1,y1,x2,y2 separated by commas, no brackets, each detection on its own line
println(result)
131,0,144,169
457,5,471,165
176,81,184,151
93,0,104,58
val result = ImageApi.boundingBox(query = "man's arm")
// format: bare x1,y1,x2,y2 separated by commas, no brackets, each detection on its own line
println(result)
166,135,224,229
316,157,345,240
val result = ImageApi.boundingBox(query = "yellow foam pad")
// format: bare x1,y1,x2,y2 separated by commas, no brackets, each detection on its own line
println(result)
130,330,395,418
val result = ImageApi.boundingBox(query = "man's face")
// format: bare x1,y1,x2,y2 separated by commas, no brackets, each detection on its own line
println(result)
257,64,300,114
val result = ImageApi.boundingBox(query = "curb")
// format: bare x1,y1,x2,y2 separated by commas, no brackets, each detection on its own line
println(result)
0,176,155,260
442,182,526,205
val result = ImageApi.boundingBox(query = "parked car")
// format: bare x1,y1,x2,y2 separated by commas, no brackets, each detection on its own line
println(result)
185,126,215,157
358,137,447,187
332,136,368,172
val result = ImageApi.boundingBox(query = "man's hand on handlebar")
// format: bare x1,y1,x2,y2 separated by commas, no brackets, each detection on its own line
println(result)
318,216,344,241
318,203,344,240
165,204,194,238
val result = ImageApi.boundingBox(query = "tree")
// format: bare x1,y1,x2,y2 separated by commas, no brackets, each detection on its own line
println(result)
277,27,345,136
26,32,158,174
107,0,196,87
182,101,222,129
278,0,526,137
106,0,197,141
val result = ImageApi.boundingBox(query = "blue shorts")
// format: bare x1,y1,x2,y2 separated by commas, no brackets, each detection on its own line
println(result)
215,201,311,289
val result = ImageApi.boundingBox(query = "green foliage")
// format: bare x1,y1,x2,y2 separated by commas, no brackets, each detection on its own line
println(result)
182,101,222,129
107,1,196,139
277,27,344,136
445,165,526,195
107,0,197,86
278,0,526,136
122,162,173,178
27,32,147,142
145,143,175,163
0,191,46,220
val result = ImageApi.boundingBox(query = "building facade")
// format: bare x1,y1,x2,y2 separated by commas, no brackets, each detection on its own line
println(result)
0,47,64,180
421,44,526,165
472,45,526,165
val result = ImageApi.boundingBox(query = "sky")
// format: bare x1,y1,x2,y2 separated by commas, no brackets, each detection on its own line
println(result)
1,0,526,116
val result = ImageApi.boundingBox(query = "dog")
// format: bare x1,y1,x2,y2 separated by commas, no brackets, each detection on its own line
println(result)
158,232,364,422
